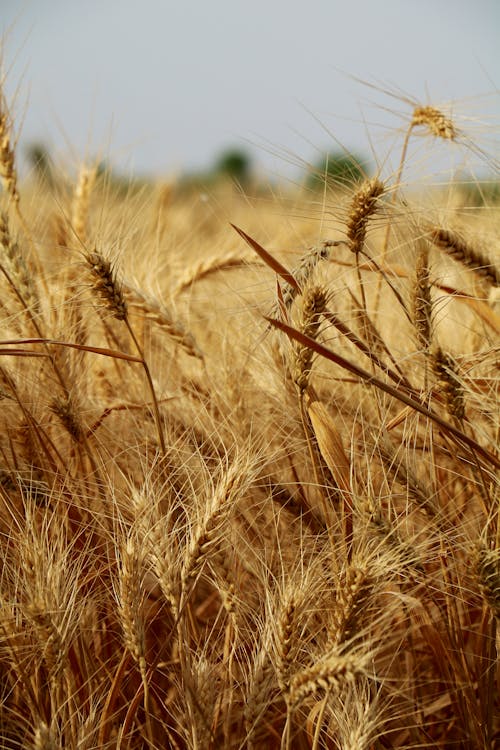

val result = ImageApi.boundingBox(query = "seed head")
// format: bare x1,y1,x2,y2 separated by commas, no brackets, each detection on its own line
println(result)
85,250,127,320
0,110,19,203
346,179,385,255
412,106,457,140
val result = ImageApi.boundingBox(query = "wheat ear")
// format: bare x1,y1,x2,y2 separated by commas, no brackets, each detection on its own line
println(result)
428,226,500,287
84,249,166,452
118,537,146,669
289,651,367,707
346,179,385,257
85,250,128,320
347,178,385,314
431,347,465,421
275,591,300,695
411,105,457,140
51,395,87,446
33,721,57,750
476,545,500,619
412,239,433,351
0,210,41,323
174,251,259,295
0,212,73,396
125,283,203,359
244,649,274,750
0,90,41,267
329,562,374,646
117,535,153,746
269,240,342,319
181,460,244,599
148,520,180,617
0,103,19,204
72,164,97,245
292,285,327,393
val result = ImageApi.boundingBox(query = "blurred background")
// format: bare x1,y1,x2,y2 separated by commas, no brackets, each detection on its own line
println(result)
1,0,499,187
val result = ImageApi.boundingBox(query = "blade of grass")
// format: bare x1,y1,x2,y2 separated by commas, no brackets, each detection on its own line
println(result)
0,338,143,363
231,224,300,292
0,349,48,357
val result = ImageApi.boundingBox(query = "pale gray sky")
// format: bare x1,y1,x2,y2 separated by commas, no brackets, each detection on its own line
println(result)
1,0,499,181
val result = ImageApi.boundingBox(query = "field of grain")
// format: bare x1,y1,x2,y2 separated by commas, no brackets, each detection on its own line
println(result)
0,88,499,749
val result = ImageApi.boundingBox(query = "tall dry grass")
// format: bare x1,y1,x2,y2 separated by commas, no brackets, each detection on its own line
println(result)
0,85,499,750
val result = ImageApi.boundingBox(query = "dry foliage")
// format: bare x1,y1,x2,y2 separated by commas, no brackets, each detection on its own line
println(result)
0,84,499,750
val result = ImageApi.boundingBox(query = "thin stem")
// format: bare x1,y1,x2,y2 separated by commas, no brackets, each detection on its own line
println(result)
125,319,166,454
281,705,292,750
374,122,414,314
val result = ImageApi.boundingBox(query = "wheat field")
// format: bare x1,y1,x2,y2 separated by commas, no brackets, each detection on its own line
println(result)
0,86,499,749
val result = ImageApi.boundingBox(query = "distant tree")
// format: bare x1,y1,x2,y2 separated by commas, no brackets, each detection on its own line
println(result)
214,148,251,184
26,142,54,186
457,173,500,206
307,151,366,190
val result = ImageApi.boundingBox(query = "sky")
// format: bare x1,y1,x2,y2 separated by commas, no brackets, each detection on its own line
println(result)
1,0,499,182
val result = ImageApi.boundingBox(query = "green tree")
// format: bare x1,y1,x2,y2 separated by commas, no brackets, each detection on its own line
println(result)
214,148,251,184
307,151,366,190
26,142,54,186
